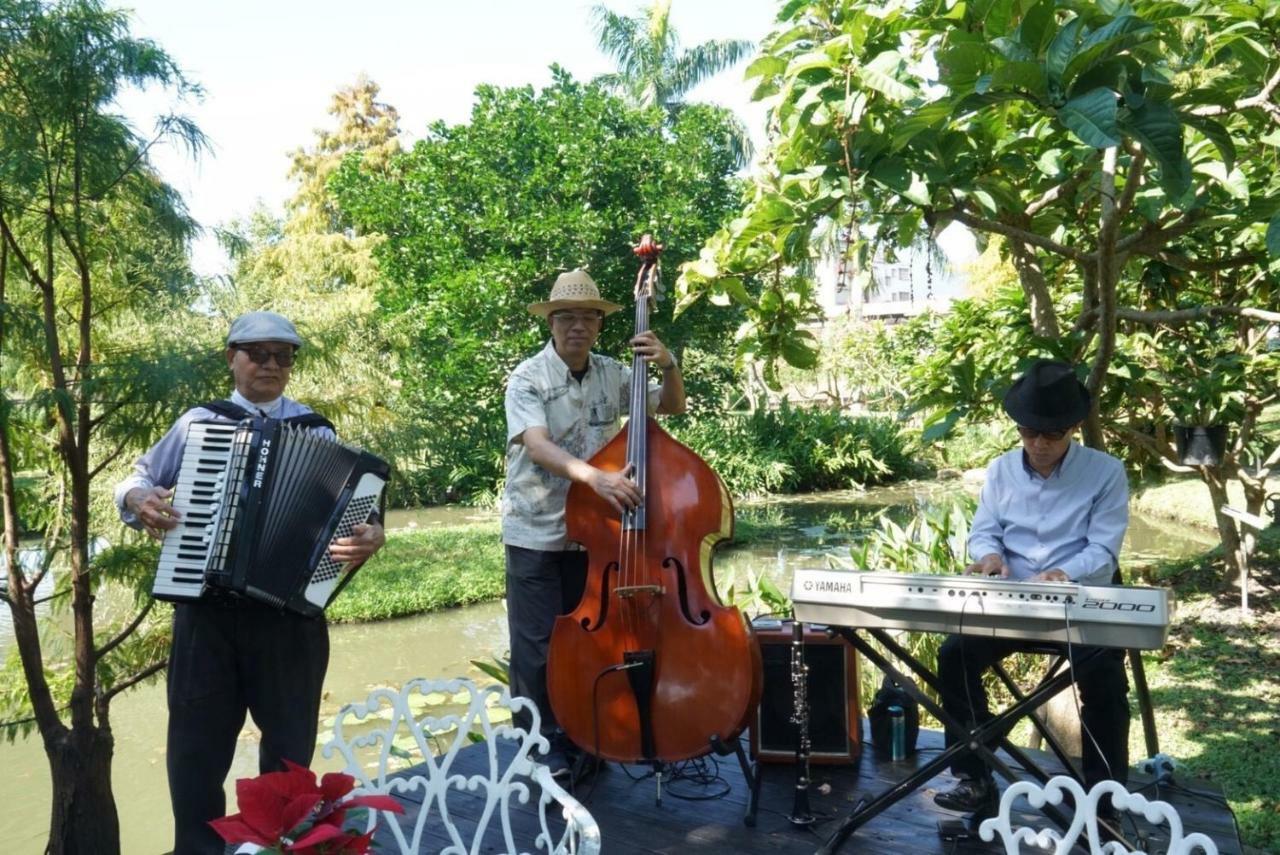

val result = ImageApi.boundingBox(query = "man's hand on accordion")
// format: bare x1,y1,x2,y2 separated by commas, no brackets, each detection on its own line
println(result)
328,522,386,569
126,486,182,540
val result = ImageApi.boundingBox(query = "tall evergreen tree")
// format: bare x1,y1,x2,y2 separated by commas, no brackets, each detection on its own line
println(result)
0,2,209,851
217,76,405,475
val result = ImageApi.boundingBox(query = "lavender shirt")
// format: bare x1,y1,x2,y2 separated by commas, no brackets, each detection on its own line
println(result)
967,441,1129,586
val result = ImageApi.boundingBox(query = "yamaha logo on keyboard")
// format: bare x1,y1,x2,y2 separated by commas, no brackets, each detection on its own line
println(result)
252,439,272,488
803,578,854,594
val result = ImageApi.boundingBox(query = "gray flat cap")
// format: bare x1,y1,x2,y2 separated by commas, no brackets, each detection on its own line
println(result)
226,311,303,347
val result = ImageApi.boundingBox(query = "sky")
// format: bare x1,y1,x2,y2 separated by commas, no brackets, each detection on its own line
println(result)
115,0,782,276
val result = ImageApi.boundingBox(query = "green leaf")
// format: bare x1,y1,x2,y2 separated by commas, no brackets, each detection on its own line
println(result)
988,60,1048,100
780,333,819,369
1063,16,1154,87
922,409,963,442
859,50,915,102
1119,99,1188,194
786,51,836,79
870,156,912,192
1183,115,1236,172
1266,216,1280,259
971,188,999,214
1035,148,1064,176
1057,87,1121,148
1192,161,1248,202
744,55,786,81
890,102,953,149
730,209,792,254
1016,0,1056,54
902,174,932,206
1046,17,1085,86
939,42,990,93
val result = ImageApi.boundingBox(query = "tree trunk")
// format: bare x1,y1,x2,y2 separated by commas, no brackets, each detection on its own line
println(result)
45,725,120,855
1201,470,1244,584
1008,239,1060,338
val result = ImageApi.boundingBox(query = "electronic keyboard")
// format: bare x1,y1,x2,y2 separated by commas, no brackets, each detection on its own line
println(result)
790,569,1171,650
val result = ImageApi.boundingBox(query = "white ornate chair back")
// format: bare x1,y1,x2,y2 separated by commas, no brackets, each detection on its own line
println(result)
979,775,1219,855
322,677,601,855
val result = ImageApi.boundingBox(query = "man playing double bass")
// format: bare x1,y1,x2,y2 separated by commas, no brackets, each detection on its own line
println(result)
502,268,685,777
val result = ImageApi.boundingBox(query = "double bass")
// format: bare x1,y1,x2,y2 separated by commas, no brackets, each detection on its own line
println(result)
546,235,763,764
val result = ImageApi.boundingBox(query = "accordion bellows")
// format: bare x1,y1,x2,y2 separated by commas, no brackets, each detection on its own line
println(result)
154,419,390,617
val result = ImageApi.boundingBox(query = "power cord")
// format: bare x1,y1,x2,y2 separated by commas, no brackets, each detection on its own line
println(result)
1063,600,1144,842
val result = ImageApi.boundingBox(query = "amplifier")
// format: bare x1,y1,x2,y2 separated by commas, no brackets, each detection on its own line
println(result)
750,618,861,764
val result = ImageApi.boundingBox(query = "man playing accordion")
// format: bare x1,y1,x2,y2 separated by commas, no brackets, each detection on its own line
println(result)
115,311,385,855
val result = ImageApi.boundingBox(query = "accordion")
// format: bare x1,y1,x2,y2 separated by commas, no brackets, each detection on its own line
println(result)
153,418,390,617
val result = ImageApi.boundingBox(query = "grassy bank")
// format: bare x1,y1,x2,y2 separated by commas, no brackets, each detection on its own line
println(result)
331,507,799,623
326,523,506,623
1129,531,1280,852
1131,477,1248,531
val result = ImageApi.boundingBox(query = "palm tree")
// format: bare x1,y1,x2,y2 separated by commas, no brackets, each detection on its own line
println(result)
591,0,755,164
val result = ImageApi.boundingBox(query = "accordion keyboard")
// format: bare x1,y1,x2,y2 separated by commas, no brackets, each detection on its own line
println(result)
154,421,239,600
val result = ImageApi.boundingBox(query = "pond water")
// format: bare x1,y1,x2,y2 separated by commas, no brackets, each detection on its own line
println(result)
0,485,1215,854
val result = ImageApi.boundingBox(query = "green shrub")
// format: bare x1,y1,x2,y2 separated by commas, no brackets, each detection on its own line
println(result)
670,401,920,498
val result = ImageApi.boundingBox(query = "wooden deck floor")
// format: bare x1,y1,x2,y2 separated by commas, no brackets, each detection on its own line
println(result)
379,726,1243,854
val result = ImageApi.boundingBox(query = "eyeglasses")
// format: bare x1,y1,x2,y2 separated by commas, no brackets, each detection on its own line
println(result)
550,311,604,326
1017,425,1069,441
235,345,296,367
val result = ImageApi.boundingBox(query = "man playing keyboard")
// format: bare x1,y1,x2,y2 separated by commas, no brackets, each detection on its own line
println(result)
933,358,1130,815
115,311,385,855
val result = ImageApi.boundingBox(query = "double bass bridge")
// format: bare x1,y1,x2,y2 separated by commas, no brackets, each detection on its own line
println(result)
614,584,666,598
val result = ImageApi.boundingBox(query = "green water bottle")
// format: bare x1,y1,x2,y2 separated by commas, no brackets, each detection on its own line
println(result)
889,704,905,761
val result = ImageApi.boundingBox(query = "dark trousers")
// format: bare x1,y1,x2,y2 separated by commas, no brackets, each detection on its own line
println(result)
936,634,1130,788
504,545,588,741
166,601,329,855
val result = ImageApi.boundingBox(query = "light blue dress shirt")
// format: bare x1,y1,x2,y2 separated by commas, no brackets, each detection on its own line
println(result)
114,390,335,530
967,441,1129,587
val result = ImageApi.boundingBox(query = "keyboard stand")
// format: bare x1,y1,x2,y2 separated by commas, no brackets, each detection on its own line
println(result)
815,626,1134,855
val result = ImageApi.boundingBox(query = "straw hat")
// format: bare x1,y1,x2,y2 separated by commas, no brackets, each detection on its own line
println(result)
527,269,622,317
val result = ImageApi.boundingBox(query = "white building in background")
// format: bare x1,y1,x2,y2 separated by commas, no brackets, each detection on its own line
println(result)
816,223,976,320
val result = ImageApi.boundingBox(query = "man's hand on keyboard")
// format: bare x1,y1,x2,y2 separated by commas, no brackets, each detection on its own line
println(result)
964,553,1009,577
126,486,181,540
1029,569,1070,583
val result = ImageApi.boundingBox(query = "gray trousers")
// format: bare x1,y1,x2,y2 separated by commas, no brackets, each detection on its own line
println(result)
504,545,588,742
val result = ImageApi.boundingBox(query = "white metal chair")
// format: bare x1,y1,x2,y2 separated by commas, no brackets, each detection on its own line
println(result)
321,677,601,855
978,775,1219,855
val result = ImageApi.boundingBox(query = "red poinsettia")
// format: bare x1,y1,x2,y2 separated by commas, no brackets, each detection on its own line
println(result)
211,759,403,854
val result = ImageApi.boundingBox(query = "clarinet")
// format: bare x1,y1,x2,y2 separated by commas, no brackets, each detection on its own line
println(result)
788,619,816,826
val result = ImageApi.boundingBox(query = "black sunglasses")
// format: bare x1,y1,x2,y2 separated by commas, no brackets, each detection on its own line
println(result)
1017,425,1069,441
235,345,296,367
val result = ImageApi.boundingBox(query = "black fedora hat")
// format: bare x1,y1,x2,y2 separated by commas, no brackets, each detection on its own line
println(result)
1002,359,1091,431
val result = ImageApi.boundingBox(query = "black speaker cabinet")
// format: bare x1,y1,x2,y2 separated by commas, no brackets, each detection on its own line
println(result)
750,618,861,764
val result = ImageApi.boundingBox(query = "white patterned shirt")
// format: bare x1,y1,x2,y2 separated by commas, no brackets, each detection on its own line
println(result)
501,341,659,551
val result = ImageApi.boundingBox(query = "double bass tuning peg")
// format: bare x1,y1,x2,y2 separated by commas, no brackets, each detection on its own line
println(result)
633,234,665,302
633,233,664,261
